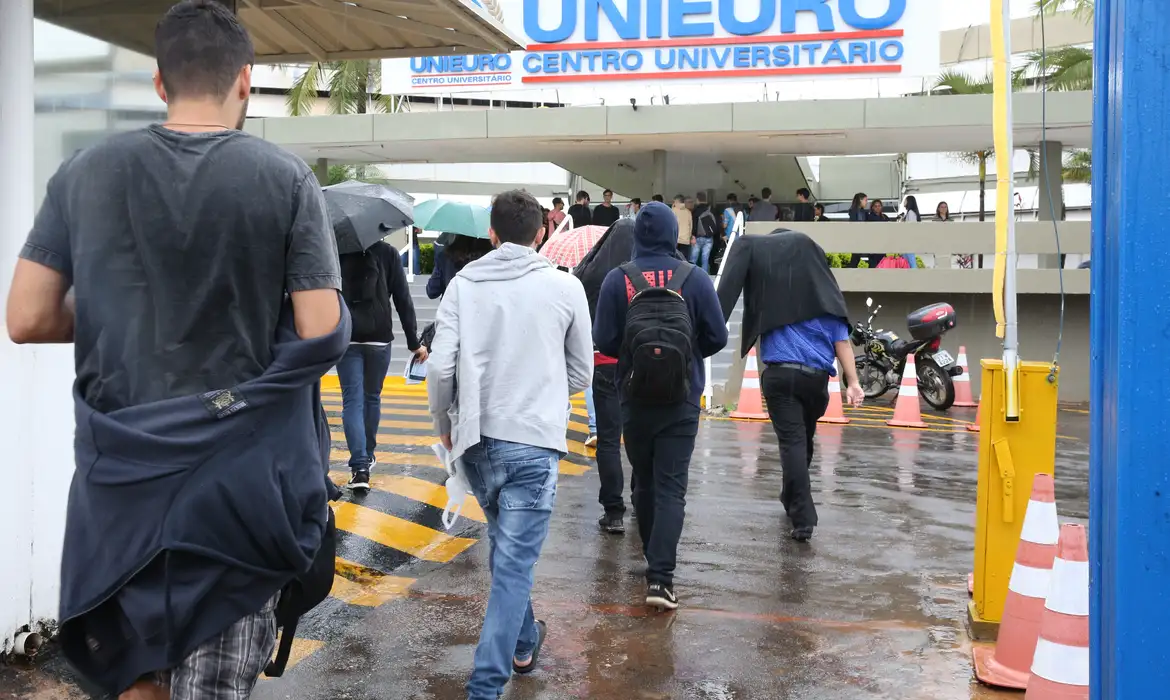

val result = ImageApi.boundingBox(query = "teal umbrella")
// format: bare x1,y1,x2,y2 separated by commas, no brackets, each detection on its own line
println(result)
413,199,491,240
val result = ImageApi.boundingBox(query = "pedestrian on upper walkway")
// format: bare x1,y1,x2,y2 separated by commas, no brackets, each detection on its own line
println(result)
428,190,593,700
7,2,346,697
717,231,864,542
672,194,694,261
338,240,427,491
749,187,779,222
593,201,728,611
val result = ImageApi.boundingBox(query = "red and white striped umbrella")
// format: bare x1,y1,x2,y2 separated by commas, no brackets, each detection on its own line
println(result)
540,225,608,269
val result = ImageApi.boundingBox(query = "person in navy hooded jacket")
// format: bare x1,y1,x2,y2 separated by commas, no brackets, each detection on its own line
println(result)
592,201,728,610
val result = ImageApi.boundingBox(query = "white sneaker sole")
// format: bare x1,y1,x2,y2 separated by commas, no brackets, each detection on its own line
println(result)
347,481,371,492
646,595,678,611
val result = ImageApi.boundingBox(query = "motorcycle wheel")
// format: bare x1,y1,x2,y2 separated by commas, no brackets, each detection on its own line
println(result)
857,359,889,399
917,357,956,410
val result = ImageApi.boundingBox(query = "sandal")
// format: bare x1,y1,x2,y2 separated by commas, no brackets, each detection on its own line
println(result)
512,620,547,675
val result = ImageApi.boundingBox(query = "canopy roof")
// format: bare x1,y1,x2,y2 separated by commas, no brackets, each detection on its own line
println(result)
35,0,521,62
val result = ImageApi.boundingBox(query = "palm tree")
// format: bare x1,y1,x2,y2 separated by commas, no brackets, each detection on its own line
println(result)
1034,0,1093,21
933,71,996,221
1061,150,1092,183
326,164,383,185
1017,46,1093,91
284,60,406,117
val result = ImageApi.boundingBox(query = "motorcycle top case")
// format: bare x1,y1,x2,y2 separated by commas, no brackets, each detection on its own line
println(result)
906,303,957,341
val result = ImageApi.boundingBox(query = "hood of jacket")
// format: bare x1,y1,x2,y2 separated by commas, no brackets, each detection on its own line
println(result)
458,241,552,282
574,218,635,319
634,201,680,258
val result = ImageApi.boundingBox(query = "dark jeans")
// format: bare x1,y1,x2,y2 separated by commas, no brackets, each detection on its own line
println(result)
677,243,692,261
761,365,831,529
593,364,624,516
622,403,701,586
336,344,392,471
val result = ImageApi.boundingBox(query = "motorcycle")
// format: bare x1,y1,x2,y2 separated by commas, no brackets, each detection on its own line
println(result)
851,297,964,410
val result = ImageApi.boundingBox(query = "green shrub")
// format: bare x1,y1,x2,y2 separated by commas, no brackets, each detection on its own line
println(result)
419,243,435,274
857,258,870,269
826,253,852,268
916,256,926,269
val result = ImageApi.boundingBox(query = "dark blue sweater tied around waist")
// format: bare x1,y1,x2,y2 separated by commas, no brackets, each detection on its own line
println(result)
58,299,350,695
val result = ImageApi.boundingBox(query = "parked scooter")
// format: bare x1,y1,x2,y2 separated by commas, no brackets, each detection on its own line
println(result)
851,297,964,410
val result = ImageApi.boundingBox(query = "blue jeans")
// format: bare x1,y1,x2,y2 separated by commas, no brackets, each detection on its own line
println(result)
689,236,713,271
585,386,597,434
336,344,392,471
462,438,561,700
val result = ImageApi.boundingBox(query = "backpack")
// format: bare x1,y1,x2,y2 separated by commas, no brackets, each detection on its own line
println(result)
697,208,718,238
264,506,336,678
619,262,695,404
340,250,393,342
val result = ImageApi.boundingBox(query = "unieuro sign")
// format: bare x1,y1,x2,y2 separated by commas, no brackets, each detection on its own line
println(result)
387,0,938,92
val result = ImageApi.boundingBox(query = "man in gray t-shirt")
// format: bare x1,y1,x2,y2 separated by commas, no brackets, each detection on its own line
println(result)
5,2,341,697
12,46,340,415
17,125,341,412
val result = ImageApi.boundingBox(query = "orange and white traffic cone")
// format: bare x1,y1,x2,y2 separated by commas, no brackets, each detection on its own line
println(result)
967,394,983,433
730,349,768,421
972,474,1060,689
953,346,978,407
1025,524,1089,700
887,355,928,428
818,360,850,425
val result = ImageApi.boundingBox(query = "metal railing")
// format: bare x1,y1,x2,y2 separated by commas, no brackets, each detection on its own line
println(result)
703,210,746,406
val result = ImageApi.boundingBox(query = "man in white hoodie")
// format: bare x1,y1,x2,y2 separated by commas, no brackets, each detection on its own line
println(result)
428,189,593,700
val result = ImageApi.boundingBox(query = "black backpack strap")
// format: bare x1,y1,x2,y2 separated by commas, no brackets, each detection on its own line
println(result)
666,263,694,293
264,613,298,678
620,262,651,293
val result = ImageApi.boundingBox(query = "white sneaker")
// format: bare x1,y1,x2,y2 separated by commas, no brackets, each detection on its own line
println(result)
584,434,598,449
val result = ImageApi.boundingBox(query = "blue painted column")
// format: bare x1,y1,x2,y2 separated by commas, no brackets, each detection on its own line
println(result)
1091,1,1170,697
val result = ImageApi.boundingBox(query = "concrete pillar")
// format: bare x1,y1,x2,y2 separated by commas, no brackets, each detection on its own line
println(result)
1036,139,1063,268
651,149,667,200
0,0,70,648
314,157,329,186
1092,1,1170,694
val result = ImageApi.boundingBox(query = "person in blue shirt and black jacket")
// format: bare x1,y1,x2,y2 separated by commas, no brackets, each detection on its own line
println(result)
717,230,865,542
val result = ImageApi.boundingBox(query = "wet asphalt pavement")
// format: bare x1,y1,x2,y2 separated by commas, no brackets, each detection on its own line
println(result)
246,402,1089,700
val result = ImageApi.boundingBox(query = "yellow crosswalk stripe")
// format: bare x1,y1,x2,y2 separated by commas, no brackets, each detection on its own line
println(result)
324,414,590,431
332,558,416,607
320,396,590,418
330,432,594,468
328,471,487,523
329,572,414,607
262,638,324,678
328,448,590,477
332,501,477,563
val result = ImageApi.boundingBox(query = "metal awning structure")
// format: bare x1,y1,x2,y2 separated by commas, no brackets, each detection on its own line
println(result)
34,0,522,62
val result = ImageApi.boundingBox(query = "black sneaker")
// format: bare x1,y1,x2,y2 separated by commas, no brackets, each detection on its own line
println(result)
646,582,678,611
791,526,814,542
347,470,371,492
598,514,625,534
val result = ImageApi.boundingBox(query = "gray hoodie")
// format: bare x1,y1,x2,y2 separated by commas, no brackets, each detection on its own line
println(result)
427,242,593,462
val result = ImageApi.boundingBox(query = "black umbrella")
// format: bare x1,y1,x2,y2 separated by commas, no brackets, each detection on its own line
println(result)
322,180,414,254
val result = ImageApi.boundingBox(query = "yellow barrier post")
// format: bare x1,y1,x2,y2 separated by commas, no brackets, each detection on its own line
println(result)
969,359,1059,640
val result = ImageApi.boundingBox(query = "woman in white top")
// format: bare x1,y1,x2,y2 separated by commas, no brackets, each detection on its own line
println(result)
899,196,923,267
901,195,921,222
